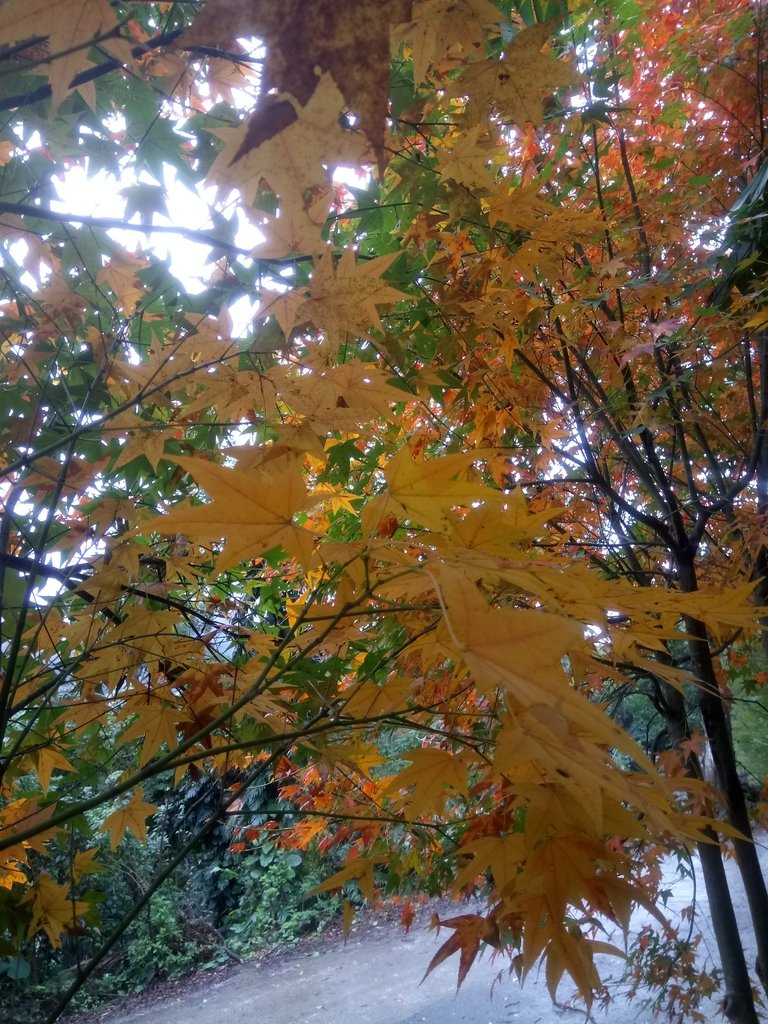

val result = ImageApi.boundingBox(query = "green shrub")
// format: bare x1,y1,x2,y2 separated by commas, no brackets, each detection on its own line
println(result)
220,838,340,953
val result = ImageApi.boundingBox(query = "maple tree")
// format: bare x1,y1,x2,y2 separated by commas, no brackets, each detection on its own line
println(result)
0,1,767,1021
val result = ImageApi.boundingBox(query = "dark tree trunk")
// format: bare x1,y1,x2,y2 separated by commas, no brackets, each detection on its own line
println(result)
752,332,768,664
697,836,761,1024
653,670,760,1023
677,558,768,998
686,615,768,997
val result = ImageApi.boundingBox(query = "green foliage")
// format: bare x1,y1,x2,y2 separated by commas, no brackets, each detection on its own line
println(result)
623,924,722,1024
103,886,206,993
0,799,342,1017
730,685,768,786
221,840,340,953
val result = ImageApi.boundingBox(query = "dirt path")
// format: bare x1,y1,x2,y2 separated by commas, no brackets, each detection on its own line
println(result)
69,913,611,1024
69,841,768,1024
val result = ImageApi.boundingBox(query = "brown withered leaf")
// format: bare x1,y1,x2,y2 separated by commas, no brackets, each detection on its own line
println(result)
179,0,413,168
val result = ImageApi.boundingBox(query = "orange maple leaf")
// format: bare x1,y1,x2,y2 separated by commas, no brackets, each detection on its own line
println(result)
424,912,502,990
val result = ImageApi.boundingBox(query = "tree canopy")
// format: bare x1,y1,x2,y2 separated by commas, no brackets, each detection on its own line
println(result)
1,1,767,1021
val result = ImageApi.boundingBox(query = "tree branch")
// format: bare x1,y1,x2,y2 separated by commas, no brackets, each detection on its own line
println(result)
0,28,262,114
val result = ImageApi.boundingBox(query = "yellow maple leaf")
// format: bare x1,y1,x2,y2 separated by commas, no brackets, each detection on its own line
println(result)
323,741,387,779
0,798,58,856
437,569,661,781
343,900,356,938
384,746,474,817
233,423,326,471
443,492,562,554
394,0,502,84
449,22,582,128
341,675,415,720
384,447,502,532
0,0,129,110
258,285,313,339
208,75,371,211
110,416,171,473
71,847,104,883
100,793,159,851
0,858,27,890
745,308,768,329
96,252,151,314
155,455,317,571
267,358,407,433
26,873,88,948
677,579,761,634
0,214,54,283
180,0,411,168
454,834,526,896
31,276,87,328
487,181,557,232
78,608,180,691
21,454,107,499
182,364,283,422
35,746,76,794
290,249,410,348
250,189,333,258
494,708,608,831
437,565,585,702
438,125,504,191
118,695,185,767
311,856,385,903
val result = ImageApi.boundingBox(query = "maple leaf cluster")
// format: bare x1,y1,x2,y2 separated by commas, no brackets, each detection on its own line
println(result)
0,1,767,1022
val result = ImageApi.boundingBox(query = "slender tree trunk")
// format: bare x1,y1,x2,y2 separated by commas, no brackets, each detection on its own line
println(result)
677,558,768,997
697,836,761,1024
746,331,768,661
653,673,760,1023
686,616,768,995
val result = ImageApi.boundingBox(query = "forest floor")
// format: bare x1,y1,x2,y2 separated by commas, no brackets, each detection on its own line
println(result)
66,838,768,1024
